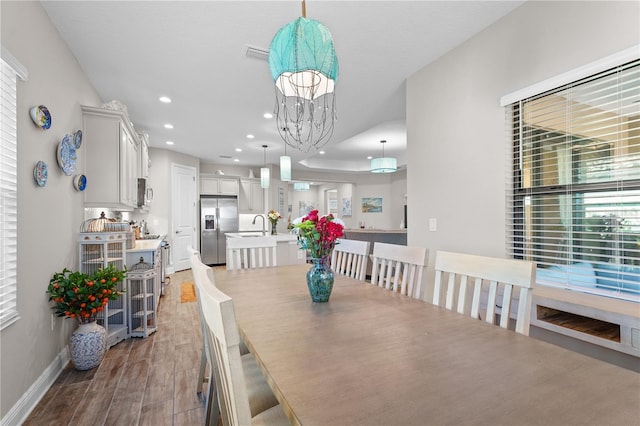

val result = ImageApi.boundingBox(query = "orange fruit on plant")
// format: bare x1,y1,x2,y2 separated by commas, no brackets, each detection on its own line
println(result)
100,279,106,284
111,277,117,282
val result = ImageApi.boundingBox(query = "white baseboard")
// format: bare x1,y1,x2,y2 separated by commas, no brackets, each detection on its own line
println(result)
1,347,68,426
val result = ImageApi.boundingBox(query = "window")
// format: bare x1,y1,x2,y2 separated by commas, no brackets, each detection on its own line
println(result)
507,58,640,302
1,48,26,330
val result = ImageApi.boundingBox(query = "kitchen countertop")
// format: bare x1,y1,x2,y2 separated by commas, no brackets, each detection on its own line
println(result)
129,238,163,252
226,232,297,242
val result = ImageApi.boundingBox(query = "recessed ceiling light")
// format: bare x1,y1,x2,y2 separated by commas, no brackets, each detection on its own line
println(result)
235,148,242,152
246,134,255,139
166,141,174,145
319,151,325,155
263,113,273,119
164,123,174,129
158,96,171,103
233,158,240,162
367,156,373,160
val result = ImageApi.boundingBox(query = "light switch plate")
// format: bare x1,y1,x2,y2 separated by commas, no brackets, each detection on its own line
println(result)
429,218,437,231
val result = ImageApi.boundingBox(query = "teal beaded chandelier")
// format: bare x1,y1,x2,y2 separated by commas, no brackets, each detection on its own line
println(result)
268,0,338,152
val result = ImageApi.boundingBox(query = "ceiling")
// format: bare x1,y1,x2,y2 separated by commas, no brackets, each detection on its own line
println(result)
41,0,525,173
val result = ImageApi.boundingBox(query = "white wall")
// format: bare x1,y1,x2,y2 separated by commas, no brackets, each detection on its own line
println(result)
406,0,640,301
0,1,102,420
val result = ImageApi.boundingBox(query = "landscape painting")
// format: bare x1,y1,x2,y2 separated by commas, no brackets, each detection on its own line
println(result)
361,197,382,213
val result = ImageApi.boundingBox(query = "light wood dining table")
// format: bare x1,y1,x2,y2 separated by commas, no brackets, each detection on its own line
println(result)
214,264,640,426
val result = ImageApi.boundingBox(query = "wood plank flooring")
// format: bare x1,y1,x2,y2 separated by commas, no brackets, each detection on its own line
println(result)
24,270,206,426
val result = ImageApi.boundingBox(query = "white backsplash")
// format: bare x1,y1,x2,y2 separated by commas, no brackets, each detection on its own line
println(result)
238,213,266,232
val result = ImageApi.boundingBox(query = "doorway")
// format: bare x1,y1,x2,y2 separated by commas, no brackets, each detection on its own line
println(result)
171,163,197,271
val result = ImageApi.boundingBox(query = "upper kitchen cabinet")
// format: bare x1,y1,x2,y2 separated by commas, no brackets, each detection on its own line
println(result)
82,105,140,210
138,132,150,179
239,178,264,213
200,175,239,195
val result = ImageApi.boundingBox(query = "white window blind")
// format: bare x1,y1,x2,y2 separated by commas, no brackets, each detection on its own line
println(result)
507,59,640,302
0,56,20,329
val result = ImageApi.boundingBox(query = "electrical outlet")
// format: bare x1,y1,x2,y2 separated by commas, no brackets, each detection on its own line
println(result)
51,313,55,331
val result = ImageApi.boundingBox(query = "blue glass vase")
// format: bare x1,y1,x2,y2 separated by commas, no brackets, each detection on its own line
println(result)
306,257,334,303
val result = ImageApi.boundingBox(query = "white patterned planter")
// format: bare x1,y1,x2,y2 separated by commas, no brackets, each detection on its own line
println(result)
69,321,107,370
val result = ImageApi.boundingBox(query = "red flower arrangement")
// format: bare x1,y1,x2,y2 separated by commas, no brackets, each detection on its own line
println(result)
293,209,345,259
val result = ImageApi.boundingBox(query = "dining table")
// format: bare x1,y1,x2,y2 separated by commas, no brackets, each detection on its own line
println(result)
214,264,640,426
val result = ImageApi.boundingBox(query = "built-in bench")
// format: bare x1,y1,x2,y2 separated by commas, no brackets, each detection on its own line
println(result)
531,285,640,357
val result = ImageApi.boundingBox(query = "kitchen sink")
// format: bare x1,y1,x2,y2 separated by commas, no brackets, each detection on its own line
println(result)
137,234,161,240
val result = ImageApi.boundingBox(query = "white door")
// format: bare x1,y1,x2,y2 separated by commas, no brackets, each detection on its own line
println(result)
171,163,197,271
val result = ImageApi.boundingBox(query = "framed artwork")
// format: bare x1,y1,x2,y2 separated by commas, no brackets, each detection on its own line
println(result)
299,201,314,217
341,197,352,216
278,187,285,213
361,197,382,213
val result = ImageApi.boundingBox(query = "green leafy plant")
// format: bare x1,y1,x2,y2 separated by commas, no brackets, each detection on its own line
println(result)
47,264,127,324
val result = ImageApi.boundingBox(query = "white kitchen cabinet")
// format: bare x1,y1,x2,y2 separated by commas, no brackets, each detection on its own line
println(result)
81,105,140,210
78,232,128,348
138,132,150,179
200,175,239,195
239,178,264,213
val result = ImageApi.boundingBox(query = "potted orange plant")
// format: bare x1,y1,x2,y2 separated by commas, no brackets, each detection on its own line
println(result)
47,264,126,370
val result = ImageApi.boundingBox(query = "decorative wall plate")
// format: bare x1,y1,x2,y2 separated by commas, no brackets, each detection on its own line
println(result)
29,105,51,130
74,129,83,149
33,161,48,187
73,174,87,191
57,134,77,176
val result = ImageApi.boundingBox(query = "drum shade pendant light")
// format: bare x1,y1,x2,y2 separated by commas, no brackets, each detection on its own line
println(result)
261,145,270,189
371,140,397,173
268,0,338,152
280,143,292,182
293,182,310,191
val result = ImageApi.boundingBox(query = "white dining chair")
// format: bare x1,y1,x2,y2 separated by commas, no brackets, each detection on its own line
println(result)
370,242,428,299
198,268,289,426
432,250,536,335
189,252,218,422
226,236,277,270
331,239,370,281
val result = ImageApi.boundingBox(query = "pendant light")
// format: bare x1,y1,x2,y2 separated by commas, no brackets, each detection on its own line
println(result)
268,0,338,152
261,145,270,189
370,140,397,173
293,182,310,191
280,143,291,182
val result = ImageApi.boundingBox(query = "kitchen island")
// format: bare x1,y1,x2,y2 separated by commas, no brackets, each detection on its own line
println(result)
226,232,306,266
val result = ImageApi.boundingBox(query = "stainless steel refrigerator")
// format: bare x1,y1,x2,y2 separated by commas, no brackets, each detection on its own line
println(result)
200,195,238,265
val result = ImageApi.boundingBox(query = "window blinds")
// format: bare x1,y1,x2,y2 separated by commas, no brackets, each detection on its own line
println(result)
507,60,640,302
0,57,19,329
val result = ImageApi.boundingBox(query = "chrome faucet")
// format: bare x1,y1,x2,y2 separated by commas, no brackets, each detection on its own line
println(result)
252,214,267,235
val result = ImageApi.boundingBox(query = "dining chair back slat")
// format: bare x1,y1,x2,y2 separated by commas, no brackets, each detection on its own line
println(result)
198,274,252,425
370,242,428,299
198,268,288,425
433,250,536,335
190,252,218,425
226,236,277,270
331,239,370,281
